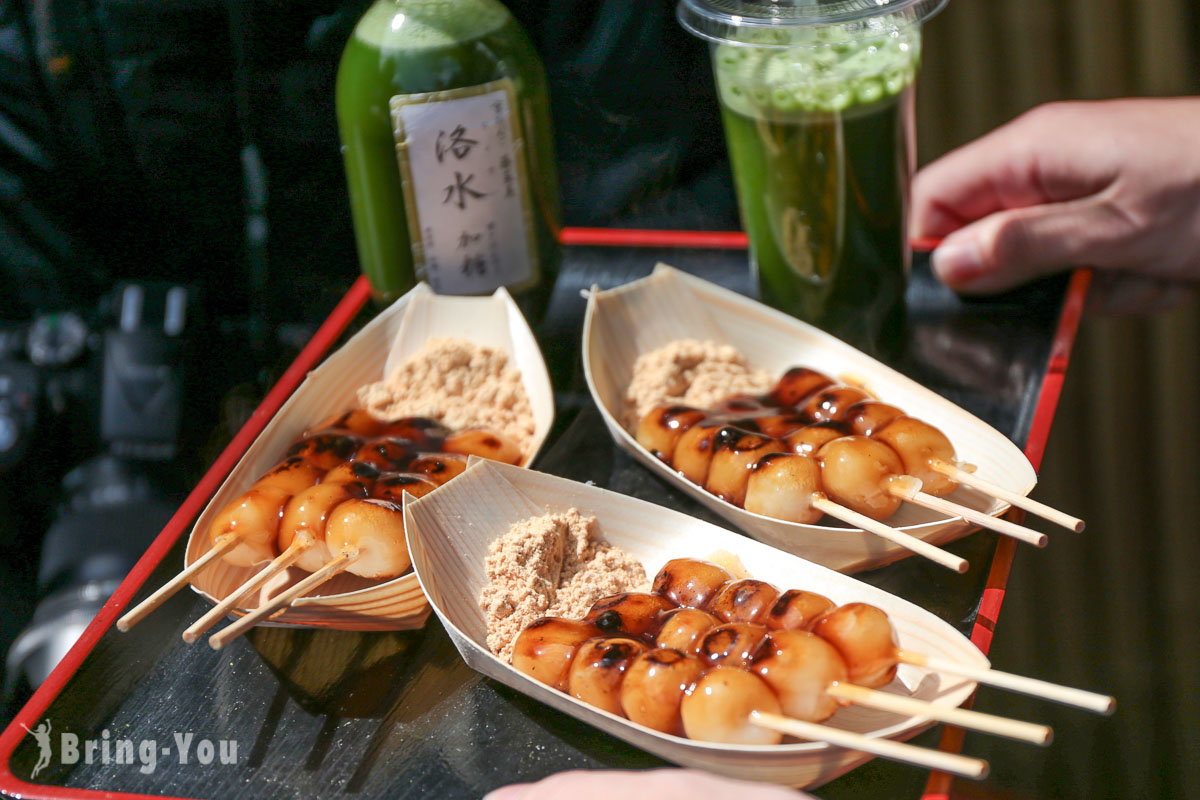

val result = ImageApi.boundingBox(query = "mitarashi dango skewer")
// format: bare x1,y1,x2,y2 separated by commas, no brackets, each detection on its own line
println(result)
208,496,411,650
751,628,1051,745
119,430,368,634
511,625,991,774
854,415,1082,535
513,565,1056,744
181,479,370,643
680,663,988,778
186,458,442,643
627,595,1051,744
814,435,1047,548
927,459,1085,533
809,383,1082,533
746,452,969,573
813,602,1115,715
647,416,968,572
116,482,297,632
122,406,520,635
643,356,1083,534
656,560,1114,714
645,402,1044,550
640,414,969,571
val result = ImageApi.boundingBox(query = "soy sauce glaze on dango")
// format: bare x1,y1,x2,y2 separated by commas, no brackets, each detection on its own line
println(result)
512,617,604,691
321,459,380,487
506,558,923,744
585,592,676,639
733,412,807,440
707,579,780,624
781,420,848,456
765,366,835,408
567,637,648,715
697,623,769,669
352,437,420,472
656,608,720,656
444,428,524,465
799,385,874,424
370,473,439,503
870,416,958,497
763,589,836,631
406,453,468,486
652,558,734,609
629,355,996,533
277,480,370,572
843,400,904,437
636,404,708,462
307,408,391,438
705,427,784,507
620,648,706,735
285,431,361,470
252,457,327,495
711,393,771,415
671,420,725,486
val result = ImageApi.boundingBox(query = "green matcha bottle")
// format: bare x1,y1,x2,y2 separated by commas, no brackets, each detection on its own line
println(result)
336,0,561,318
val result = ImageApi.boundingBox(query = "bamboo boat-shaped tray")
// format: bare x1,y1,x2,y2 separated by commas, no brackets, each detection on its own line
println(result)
404,458,988,788
184,284,554,631
583,264,1037,574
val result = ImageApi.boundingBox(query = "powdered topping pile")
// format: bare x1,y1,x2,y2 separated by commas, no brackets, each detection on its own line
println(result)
623,338,773,429
479,509,647,661
357,337,535,453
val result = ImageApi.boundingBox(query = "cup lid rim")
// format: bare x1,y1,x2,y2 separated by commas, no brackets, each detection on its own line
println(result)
677,0,947,44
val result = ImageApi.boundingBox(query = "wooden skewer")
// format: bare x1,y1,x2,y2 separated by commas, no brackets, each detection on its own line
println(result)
117,535,241,632
896,650,1116,715
811,496,969,573
208,550,357,651
887,479,1047,548
928,459,1085,533
181,534,315,644
749,711,989,780
826,683,1053,745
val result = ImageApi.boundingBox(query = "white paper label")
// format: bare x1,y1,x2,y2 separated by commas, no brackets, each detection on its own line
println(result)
391,80,537,295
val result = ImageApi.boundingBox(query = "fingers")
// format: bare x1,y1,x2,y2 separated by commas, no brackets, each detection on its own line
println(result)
912,103,1119,240
484,769,814,800
930,194,1134,294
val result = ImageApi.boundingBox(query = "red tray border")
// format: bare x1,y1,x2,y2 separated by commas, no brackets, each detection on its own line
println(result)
0,232,1090,800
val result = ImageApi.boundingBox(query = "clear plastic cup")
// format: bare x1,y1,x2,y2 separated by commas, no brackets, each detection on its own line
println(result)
678,0,947,356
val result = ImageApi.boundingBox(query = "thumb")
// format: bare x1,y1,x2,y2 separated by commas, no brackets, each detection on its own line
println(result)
930,195,1127,293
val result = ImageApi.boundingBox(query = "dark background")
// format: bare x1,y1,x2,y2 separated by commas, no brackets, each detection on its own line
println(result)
0,1,1198,798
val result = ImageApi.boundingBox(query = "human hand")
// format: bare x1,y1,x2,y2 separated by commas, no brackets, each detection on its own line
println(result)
912,97,1200,314
483,768,814,800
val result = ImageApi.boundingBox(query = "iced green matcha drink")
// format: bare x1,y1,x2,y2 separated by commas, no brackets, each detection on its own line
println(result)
679,0,945,356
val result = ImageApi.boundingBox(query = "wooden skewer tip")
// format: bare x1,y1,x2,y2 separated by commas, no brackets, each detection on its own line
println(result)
116,535,239,633
749,711,990,780
931,459,1085,534
812,496,969,573
207,550,356,651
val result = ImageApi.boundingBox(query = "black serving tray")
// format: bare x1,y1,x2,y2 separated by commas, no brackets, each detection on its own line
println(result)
0,232,1084,800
